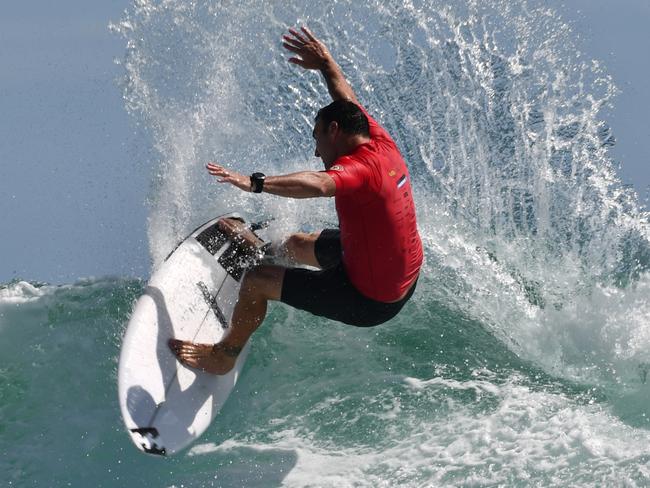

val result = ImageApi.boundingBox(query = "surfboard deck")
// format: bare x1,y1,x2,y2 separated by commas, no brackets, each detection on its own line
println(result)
118,214,267,456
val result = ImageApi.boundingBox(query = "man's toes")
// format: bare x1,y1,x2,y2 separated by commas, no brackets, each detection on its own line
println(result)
183,356,198,368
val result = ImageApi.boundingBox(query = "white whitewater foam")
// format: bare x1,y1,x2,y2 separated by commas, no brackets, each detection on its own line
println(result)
188,371,650,487
0,281,47,304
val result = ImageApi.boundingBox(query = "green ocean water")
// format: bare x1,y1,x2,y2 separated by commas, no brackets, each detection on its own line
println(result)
3,0,650,485
1,274,649,487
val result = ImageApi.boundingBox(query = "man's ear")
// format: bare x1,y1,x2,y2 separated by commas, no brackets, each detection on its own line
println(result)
327,121,339,135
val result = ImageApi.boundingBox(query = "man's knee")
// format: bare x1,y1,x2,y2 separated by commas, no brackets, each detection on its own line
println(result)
240,265,285,301
285,232,313,255
284,232,320,267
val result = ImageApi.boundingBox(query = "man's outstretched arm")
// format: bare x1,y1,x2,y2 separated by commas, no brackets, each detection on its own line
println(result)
282,27,358,104
206,163,336,198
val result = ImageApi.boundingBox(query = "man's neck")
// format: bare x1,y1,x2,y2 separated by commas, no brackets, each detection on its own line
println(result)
340,134,371,155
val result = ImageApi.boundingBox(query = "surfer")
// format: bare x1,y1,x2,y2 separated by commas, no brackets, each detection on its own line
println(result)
169,27,423,374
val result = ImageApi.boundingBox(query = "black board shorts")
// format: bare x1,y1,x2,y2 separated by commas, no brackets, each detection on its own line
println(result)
280,229,418,327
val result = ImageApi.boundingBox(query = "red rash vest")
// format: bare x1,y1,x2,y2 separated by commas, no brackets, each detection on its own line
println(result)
324,105,423,303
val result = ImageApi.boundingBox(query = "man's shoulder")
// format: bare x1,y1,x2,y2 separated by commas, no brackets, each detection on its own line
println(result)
329,154,358,170
348,140,401,172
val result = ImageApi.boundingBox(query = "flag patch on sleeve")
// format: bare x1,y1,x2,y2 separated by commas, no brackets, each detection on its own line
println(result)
397,174,407,188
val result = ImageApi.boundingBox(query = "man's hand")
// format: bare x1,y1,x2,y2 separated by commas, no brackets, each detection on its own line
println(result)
206,162,251,192
282,26,358,103
282,27,333,70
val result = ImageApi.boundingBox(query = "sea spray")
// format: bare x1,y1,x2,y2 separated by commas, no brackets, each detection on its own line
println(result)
111,0,650,387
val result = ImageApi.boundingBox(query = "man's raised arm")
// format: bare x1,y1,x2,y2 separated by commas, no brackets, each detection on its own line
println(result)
282,27,358,104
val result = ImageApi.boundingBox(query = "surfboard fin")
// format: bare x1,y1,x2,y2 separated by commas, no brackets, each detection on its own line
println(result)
142,444,166,456
130,427,159,438
130,427,167,456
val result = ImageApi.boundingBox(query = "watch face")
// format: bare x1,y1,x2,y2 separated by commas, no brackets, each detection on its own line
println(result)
250,172,265,193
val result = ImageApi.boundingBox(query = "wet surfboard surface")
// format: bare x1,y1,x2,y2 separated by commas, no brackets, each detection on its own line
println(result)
118,214,266,456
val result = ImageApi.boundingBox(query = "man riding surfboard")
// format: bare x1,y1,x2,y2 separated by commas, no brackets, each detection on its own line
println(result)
169,26,423,374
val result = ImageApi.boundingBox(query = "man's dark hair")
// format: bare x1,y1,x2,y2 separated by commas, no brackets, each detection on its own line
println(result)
315,100,370,137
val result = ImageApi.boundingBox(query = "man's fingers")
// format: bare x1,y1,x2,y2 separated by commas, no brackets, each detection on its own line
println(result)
207,163,229,177
288,27,308,43
282,43,302,54
301,26,317,42
207,168,226,176
282,35,303,48
205,164,249,191
288,57,306,67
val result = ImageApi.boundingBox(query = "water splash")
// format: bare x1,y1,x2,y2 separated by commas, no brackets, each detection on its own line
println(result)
112,0,650,387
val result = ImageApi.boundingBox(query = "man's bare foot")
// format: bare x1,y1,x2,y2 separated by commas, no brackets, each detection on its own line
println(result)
168,339,242,375
217,218,264,253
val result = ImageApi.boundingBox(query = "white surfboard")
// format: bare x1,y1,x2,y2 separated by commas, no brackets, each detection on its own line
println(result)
118,214,266,456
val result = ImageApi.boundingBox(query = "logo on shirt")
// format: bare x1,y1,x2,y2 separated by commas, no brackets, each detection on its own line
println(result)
330,164,345,172
388,169,397,177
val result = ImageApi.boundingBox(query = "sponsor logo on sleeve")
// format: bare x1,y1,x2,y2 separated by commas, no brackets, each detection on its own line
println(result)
330,164,345,172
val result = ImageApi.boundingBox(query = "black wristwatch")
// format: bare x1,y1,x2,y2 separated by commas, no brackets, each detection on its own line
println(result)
250,172,266,193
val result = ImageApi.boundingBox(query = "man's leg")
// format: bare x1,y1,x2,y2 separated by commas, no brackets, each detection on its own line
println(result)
169,227,325,375
281,231,322,268
169,265,285,375
210,219,321,267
